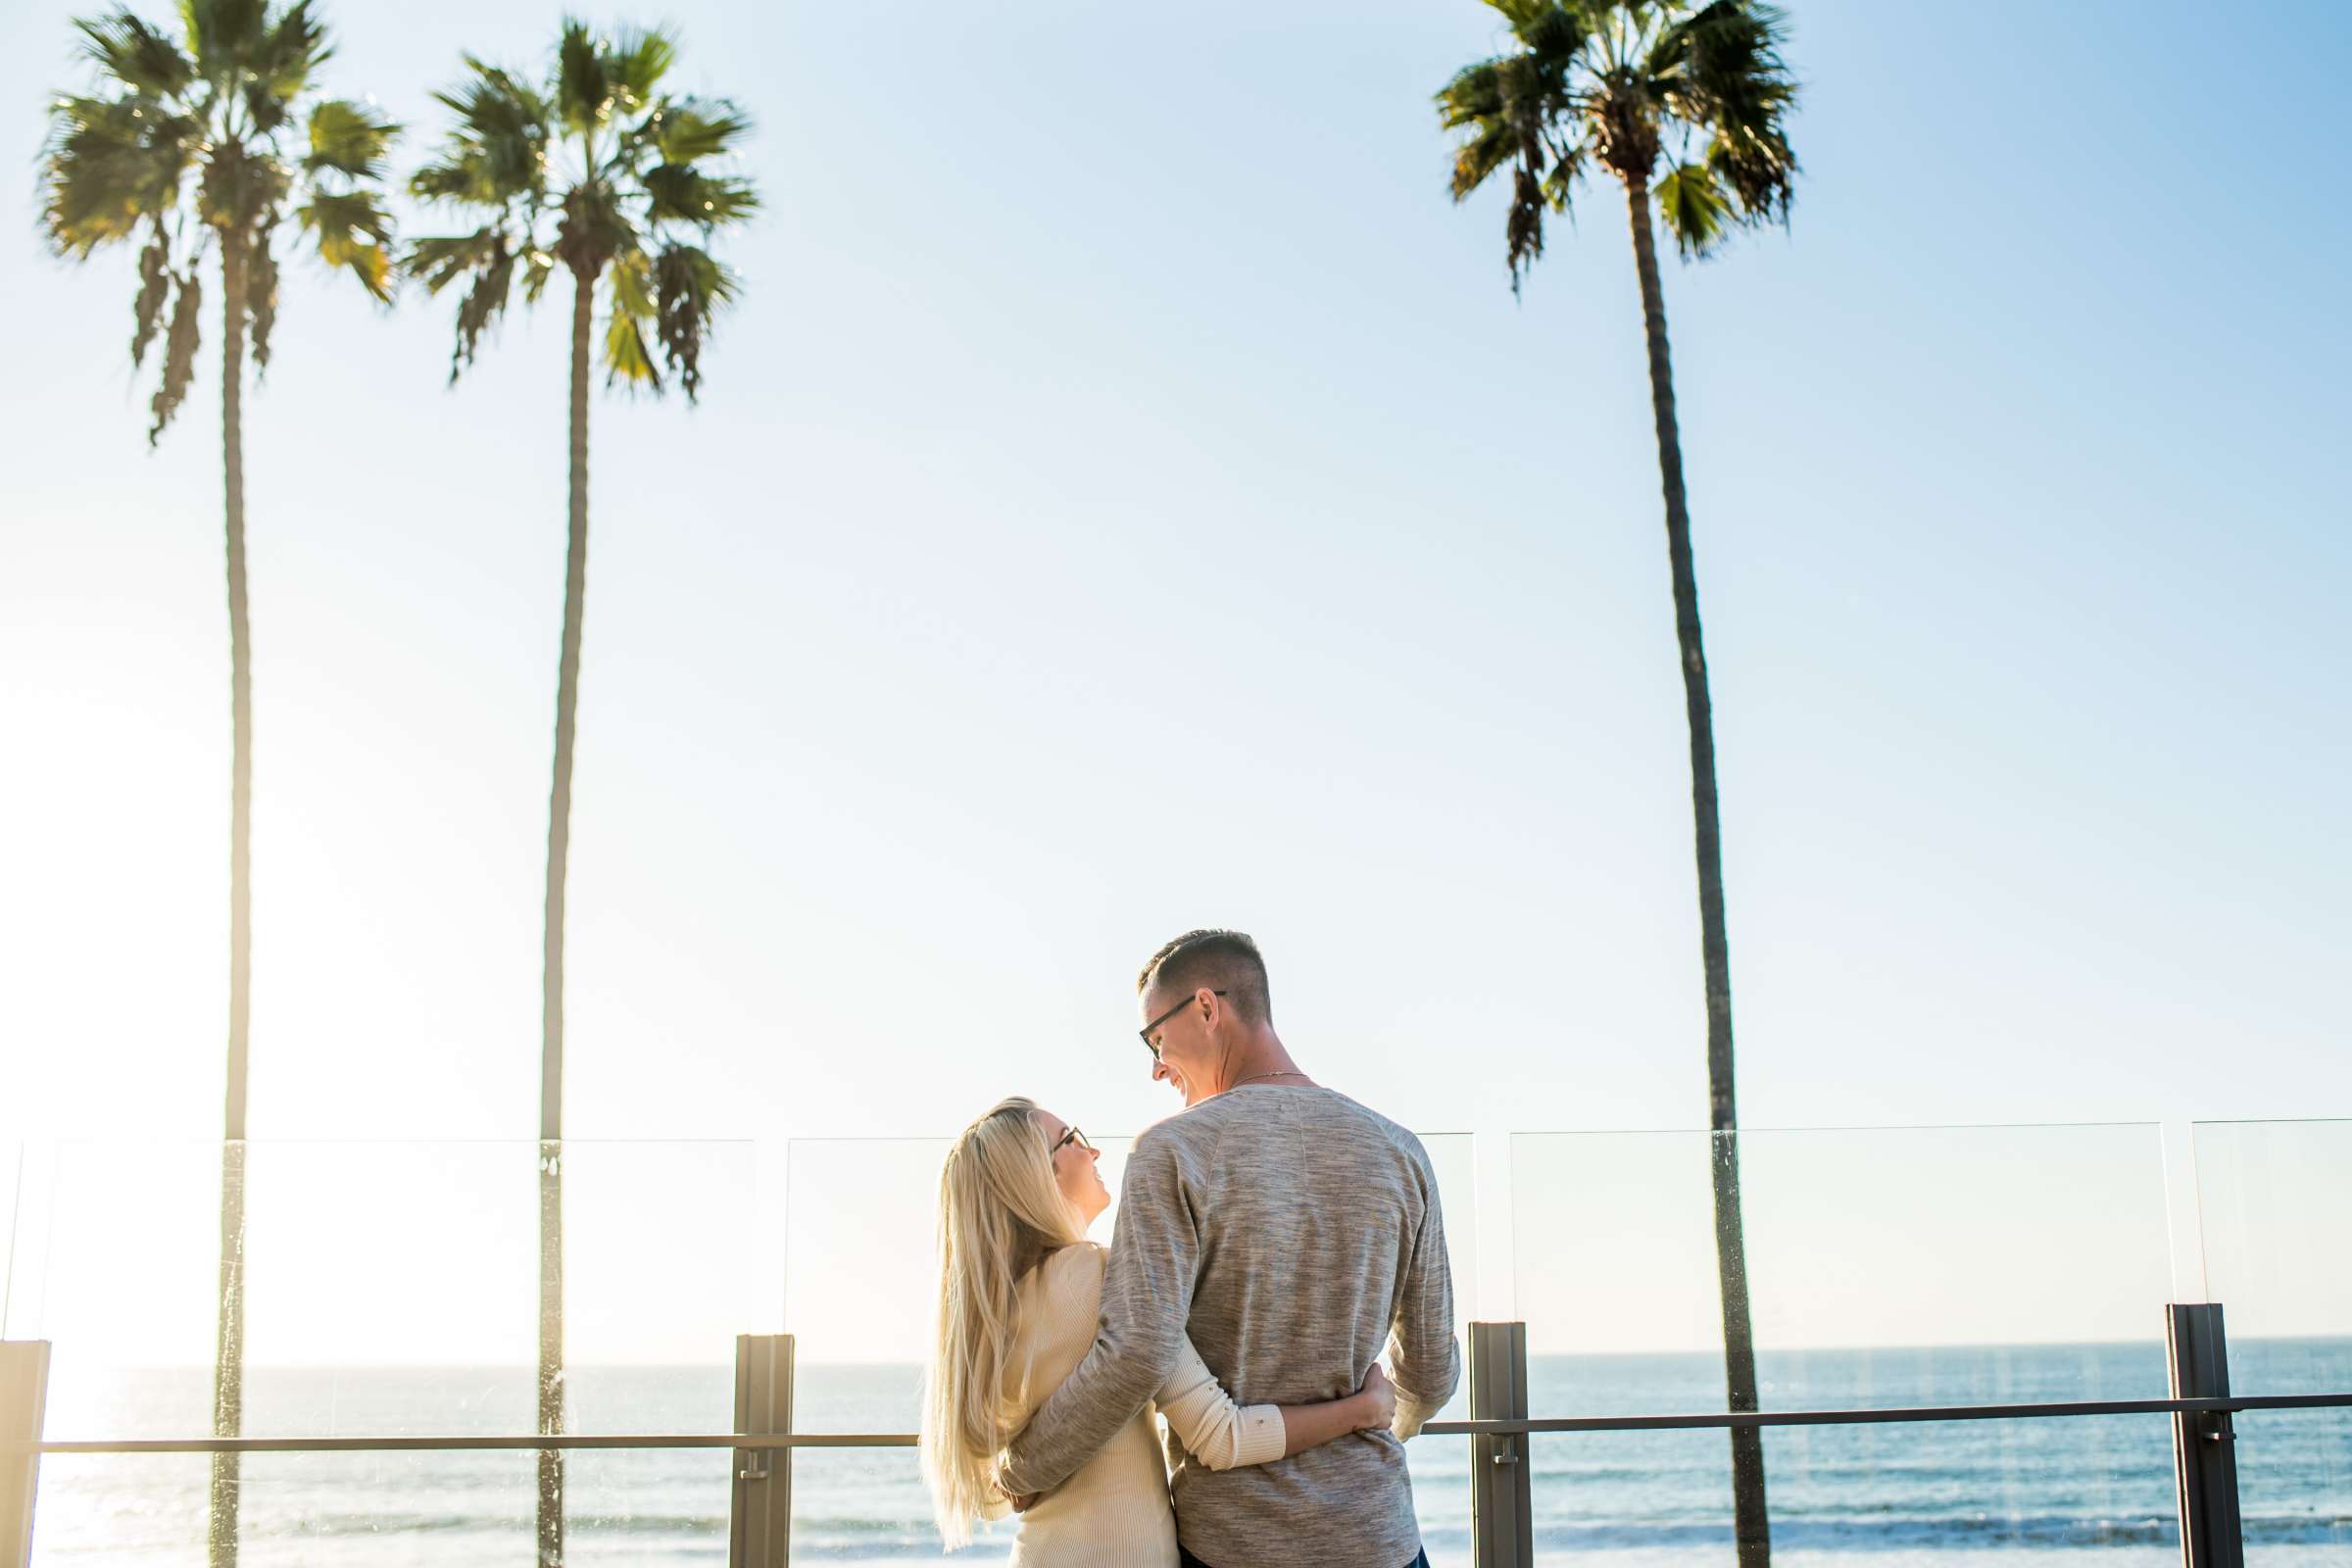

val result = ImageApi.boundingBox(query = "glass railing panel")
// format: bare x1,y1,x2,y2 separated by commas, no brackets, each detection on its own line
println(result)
22,1138,760,1562
565,1448,733,1563
27,1450,544,1567
29,1451,209,1566
2235,1407,2352,1561
2193,1119,2352,1397
581,1137,780,1564
791,1448,953,1562
24,1140,233,1442
1514,1126,2178,1560
2,1139,22,1339
551,1140,761,1436
236,1141,537,1438
2195,1120,2352,1562
24,1140,758,1443
550,1141,760,1566
1514,1125,2175,1410
1530,1411,2180,1563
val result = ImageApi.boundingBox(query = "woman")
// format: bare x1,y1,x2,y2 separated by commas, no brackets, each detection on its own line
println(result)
921,1096,1394,1562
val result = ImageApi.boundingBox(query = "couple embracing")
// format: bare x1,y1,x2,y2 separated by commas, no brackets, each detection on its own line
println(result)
921,929,1460,1567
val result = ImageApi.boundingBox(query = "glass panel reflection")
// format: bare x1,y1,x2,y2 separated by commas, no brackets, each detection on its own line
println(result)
1513,1125,2174,1404
1530,1412,2178,1564
2193,1119,2352,1398
2236,1406,2352,1562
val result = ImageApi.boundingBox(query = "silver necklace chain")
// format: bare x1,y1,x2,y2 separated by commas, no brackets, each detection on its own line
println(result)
1229,1069,1312,1089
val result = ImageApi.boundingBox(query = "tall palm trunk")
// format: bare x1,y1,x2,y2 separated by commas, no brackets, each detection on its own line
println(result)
209,221,253,1568
536,269,594,1568
1625,172,1770,1566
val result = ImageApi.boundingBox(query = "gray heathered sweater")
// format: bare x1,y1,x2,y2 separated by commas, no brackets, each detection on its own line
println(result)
999,1084,1460,1568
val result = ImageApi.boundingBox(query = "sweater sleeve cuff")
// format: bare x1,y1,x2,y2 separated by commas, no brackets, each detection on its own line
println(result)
1236,1403,1287,1467
1392,1388,1443,1442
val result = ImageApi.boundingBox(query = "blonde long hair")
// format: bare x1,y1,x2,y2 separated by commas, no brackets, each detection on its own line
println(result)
920,1096,1088,1547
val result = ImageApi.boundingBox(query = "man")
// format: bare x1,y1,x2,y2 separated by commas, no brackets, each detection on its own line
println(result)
1000,929,1459,1568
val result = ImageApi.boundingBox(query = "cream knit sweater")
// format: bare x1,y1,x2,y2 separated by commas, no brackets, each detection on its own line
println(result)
995,1241,1286,1566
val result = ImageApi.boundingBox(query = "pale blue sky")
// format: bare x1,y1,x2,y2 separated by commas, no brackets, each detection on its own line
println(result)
2,0,2346,1171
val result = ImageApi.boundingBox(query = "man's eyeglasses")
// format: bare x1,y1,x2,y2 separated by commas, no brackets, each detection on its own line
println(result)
1051,1125,1094,1156
1139,990,1226,1060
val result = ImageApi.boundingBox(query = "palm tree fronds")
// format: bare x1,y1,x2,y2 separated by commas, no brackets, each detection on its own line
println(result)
1648,0,1798,223
602,309,661,391
412,22,755,392
556,19,609,132
406,227,502,291
439,58,551,144
148,265,201,443
415,61,550,209
1505,163,1547,292
521,247,557,303
1705,119,1795,223
1648,0,1787,93
248,0,328,98
41,93,196,255
404,229,517,375
644,98,751,164
450,240,517,377
130,220,172,366
1543,138,1587,214
652,241,734,402
298,188,395,301
1447,122,1518,201
247,225,279,367
409,157,475,204
608,241,655,318
180,0,269,82
1436,57,1506,131
75,10,194,96
198,143,290,230
643,163,759,225
1507,0,1592,71
599,243,662,390
306,97,399,180
234,3,327,136
602,24,677,107
1655,159,1730,257
555,180,634,273
1437,22,1590,280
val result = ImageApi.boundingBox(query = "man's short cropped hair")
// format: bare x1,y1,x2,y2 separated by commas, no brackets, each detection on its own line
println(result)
1137,928,1272,1026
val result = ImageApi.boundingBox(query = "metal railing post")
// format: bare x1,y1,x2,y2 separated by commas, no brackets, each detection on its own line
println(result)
3,1342,51,1568
2169,1303,2243,1568
1467,1320,1534,1568
730,1334,795,1568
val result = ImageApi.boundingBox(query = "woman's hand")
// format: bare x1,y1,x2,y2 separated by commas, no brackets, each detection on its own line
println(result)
992,1464,1044,1513
1351,1362,1396,1432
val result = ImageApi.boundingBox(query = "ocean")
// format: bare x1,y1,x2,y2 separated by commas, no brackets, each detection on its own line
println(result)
26,1341,2352,1565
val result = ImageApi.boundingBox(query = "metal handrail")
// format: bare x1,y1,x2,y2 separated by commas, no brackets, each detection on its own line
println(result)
23,1389,2352,1455
1423,1390,2352,1434
26,1434,911,1454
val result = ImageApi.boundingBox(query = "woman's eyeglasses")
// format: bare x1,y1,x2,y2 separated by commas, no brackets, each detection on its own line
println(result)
1052,1125,1093,1155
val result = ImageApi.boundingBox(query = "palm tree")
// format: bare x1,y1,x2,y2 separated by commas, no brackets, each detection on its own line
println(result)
1437,2,1798,1560
404,22,756,1562
39,7,396,1563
